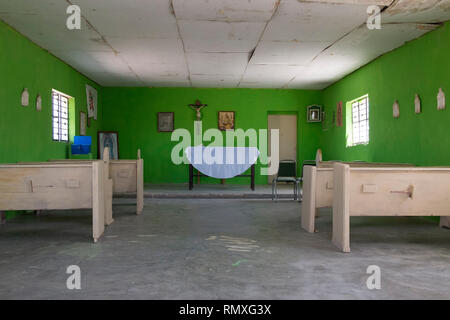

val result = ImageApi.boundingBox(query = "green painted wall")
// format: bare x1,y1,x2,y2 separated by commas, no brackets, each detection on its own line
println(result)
102,88,322,184
320,22,450,165
0,20,102,219
0,20,102,165
2,17,449,189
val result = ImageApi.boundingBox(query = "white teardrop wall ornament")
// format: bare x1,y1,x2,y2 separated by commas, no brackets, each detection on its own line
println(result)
437,88,445,110
36,94,42,111
414,94,421,114
21,88,29,107
393,100,400,118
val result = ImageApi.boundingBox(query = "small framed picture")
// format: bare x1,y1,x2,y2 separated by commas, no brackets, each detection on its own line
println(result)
336,101,343,127
98,131,119,160
218,111,235,131
80,111,87,136
158,112,174,132
307,105,322,123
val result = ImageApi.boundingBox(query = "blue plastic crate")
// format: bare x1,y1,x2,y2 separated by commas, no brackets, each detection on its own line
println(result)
74,136,92,145
71,144,91,155
71,136,92,155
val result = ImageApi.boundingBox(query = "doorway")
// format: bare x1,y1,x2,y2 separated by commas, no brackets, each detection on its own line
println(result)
267,113,297,184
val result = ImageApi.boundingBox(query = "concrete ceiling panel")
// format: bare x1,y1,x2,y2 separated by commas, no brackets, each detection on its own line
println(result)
250,41,331,65
172,0,279,22
187,52,248,75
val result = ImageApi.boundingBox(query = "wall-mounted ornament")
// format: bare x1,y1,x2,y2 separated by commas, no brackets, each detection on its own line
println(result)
98,131,119,160
414,94,421,114
80,111,87,136
158,112,175,132
336,101,343,127
188,99,207,121
218,111,235,131
36,94,42,111
86,84,98,119
21,88,29,107
437,88,445,110
393,100,400,118
307,105,322,123
321,110,327,131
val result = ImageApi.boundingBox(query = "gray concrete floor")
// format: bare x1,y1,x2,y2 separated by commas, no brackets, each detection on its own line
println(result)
0,197,449,299
119,183,299,199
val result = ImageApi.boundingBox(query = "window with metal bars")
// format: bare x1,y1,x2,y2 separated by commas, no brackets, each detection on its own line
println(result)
350,95,369,146
52,90,69,142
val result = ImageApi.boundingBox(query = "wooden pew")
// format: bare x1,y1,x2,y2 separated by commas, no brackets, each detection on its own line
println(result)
301,161,414,233
109,149,144,214
332,163,450,252
19,147,114,226
0,160,111,242
49,149,144,214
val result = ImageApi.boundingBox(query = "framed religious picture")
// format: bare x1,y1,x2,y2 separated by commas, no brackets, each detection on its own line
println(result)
158,112,174,132
98,131,119,160
218,111,235,131
80,111,87,136
336,101,343,127
86,84,98,120
307,105,322,122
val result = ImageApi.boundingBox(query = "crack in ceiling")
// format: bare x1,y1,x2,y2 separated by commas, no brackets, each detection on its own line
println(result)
282,0,394,88
237,0,281,88
170,0,193,87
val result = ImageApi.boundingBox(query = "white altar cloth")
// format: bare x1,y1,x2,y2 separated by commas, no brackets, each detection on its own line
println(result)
185,146,259,179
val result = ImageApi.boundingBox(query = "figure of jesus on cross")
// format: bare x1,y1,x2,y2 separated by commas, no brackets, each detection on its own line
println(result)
188,99,207,121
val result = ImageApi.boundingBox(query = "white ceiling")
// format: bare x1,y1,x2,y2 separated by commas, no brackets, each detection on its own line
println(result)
0,0,449,89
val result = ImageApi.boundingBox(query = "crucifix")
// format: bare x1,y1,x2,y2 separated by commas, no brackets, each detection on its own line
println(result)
188,99,207,121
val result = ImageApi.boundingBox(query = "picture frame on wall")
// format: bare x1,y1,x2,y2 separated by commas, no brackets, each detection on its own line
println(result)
307,105,322,123
336,101,343,127
86,84,98,120
80,111,87,136
158,112,174,132
218,111,235,131
98,131,119,160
